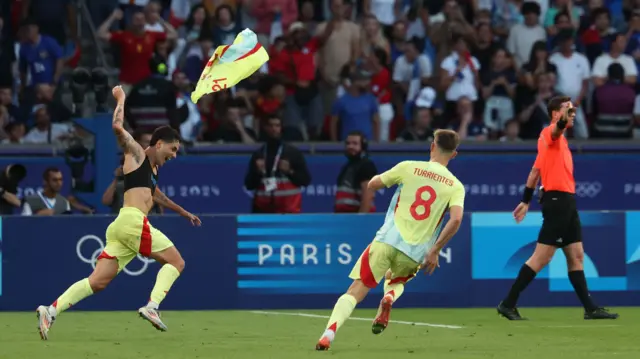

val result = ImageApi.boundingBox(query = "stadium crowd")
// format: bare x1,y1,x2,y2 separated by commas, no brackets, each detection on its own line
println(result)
1,0,640,144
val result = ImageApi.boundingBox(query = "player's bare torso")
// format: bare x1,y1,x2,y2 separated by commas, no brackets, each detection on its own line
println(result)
122,152,156,215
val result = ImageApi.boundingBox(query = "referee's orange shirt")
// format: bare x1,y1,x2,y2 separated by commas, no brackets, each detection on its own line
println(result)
533,125,575,194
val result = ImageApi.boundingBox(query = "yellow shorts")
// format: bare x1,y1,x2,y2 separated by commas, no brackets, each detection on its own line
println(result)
101,207,174,272
349,241,420,289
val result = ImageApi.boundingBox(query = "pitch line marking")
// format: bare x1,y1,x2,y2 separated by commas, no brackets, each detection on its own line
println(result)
515,324,621,328
250,310,464,329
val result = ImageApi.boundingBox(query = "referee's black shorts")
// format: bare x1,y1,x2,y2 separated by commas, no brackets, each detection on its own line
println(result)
537,190,582,247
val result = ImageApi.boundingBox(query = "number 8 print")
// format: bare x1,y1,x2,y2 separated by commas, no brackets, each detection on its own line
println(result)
410,185,437,220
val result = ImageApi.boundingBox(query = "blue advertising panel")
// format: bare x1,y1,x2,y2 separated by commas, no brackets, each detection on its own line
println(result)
3,154,640,213
3,212,640,311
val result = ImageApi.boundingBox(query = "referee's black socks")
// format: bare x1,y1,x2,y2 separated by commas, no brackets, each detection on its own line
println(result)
502,264,537,308
568,270,598,311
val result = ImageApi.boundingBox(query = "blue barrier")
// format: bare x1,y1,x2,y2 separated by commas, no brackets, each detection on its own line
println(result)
1,153,638,213
1,212,640,311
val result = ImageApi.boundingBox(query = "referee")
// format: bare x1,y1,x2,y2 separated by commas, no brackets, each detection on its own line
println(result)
497,96,618,321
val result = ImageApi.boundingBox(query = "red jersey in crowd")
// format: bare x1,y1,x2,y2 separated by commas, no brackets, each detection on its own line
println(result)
110,31,167,84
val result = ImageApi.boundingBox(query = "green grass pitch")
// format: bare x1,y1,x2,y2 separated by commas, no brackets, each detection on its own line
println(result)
0,307,636,359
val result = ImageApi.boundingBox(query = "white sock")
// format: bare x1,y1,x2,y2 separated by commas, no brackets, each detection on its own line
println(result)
146,301,159,310
321,329,336,342
48,305,58,317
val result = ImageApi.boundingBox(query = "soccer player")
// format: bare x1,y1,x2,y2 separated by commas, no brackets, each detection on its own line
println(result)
35,86,202,340
315,129,466,351
497,96,618,320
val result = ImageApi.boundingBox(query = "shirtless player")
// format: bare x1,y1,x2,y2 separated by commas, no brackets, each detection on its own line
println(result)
35,86,202,340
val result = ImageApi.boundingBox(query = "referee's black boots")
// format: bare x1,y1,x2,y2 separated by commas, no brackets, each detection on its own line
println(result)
496,302,526,320
584,307,619,320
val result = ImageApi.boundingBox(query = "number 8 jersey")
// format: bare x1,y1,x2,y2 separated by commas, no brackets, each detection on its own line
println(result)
375,161,465,263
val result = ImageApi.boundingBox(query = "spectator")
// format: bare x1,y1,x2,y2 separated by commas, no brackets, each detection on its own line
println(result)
2,122,25,144
481,48,517,134
133,129,152,148
255,76,286,131
144,1,166,33
396,106,435,142
271,22,323,140
334,131,377,213
519,40,557,90
315,0,360,119
363,0,402,35
23,106,71,144
492,0,524,39
331,69,380,141
251,0,298,40
178,4,211,44
174,71,201,143
592,63,635,138
392,36,433,106
0,16,15,88
19,19,64,88
430,0,476,65
34,84,72,124
244,116,311,214
22,167,70,216
0,164,24,214
625,10,640,65
388,20,407,64
544,0,580,36
592,32,637,87
360,15,390,59
300,0,318,35
366,48,393,141
125,54,179,132
446,96,488,141
581,7,616,64
507,2,546,69
440,35,481,112
500,119,522,141
21,0,77,47
211,5,241,46
183,33,214,83
548,11,576,49
97,9,176,90
472,23,501,77
516,72,559,138
203,98,256,143
0,87,21,123
549,30,590,138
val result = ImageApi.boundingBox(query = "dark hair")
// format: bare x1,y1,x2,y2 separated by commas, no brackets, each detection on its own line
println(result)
591,7,610,23
150,126,181,146
547,96,571,118
434,130,460,153
521,1,541,16
43,167,61,181
554,11,570,24
215,4,235,23
608,62,625,82
527,40,548,69
185,4,212,32
372,47,388,68
406,36,424,53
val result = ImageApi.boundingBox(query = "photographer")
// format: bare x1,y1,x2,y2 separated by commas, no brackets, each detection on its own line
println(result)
0,164,26,214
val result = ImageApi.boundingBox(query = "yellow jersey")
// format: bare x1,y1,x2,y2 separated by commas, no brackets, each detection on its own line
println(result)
375,160,465,262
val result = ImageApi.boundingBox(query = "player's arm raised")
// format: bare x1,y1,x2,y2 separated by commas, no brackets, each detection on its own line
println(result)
111,86,145,164
550,104,571,140
153,188,202,226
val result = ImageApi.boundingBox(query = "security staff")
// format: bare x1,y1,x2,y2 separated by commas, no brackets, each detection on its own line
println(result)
244,117,311,213
334,131,377,213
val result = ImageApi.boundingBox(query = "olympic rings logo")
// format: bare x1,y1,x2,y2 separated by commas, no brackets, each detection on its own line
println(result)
76,235,155,276
574,182,602,198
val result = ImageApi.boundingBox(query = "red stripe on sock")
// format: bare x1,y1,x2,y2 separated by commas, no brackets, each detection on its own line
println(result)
386,290,395,298
52,300,58,308
328,322,337,332
139,217,152,257
360,245,378,288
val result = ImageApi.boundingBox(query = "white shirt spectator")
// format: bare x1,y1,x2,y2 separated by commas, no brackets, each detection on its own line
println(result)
549,51,590,100
369,0,397,25
23,123,71,144
441,52,481,101
506,24,547,68
591,53,638,79
393,54,433,100
145,23,165,33
415,86,436,108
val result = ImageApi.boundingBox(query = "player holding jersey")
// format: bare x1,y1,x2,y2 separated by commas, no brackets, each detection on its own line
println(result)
316,129,466,351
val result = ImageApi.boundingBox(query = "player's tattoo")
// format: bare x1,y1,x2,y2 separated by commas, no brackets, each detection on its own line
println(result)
112,103,144,164
153,190,171,206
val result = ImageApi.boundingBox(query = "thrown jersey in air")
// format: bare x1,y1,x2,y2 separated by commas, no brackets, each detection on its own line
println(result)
375,161,465,262
123,156,158,194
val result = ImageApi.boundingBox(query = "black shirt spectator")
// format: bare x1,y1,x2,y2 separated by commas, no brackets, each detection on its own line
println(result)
204,99,257,143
